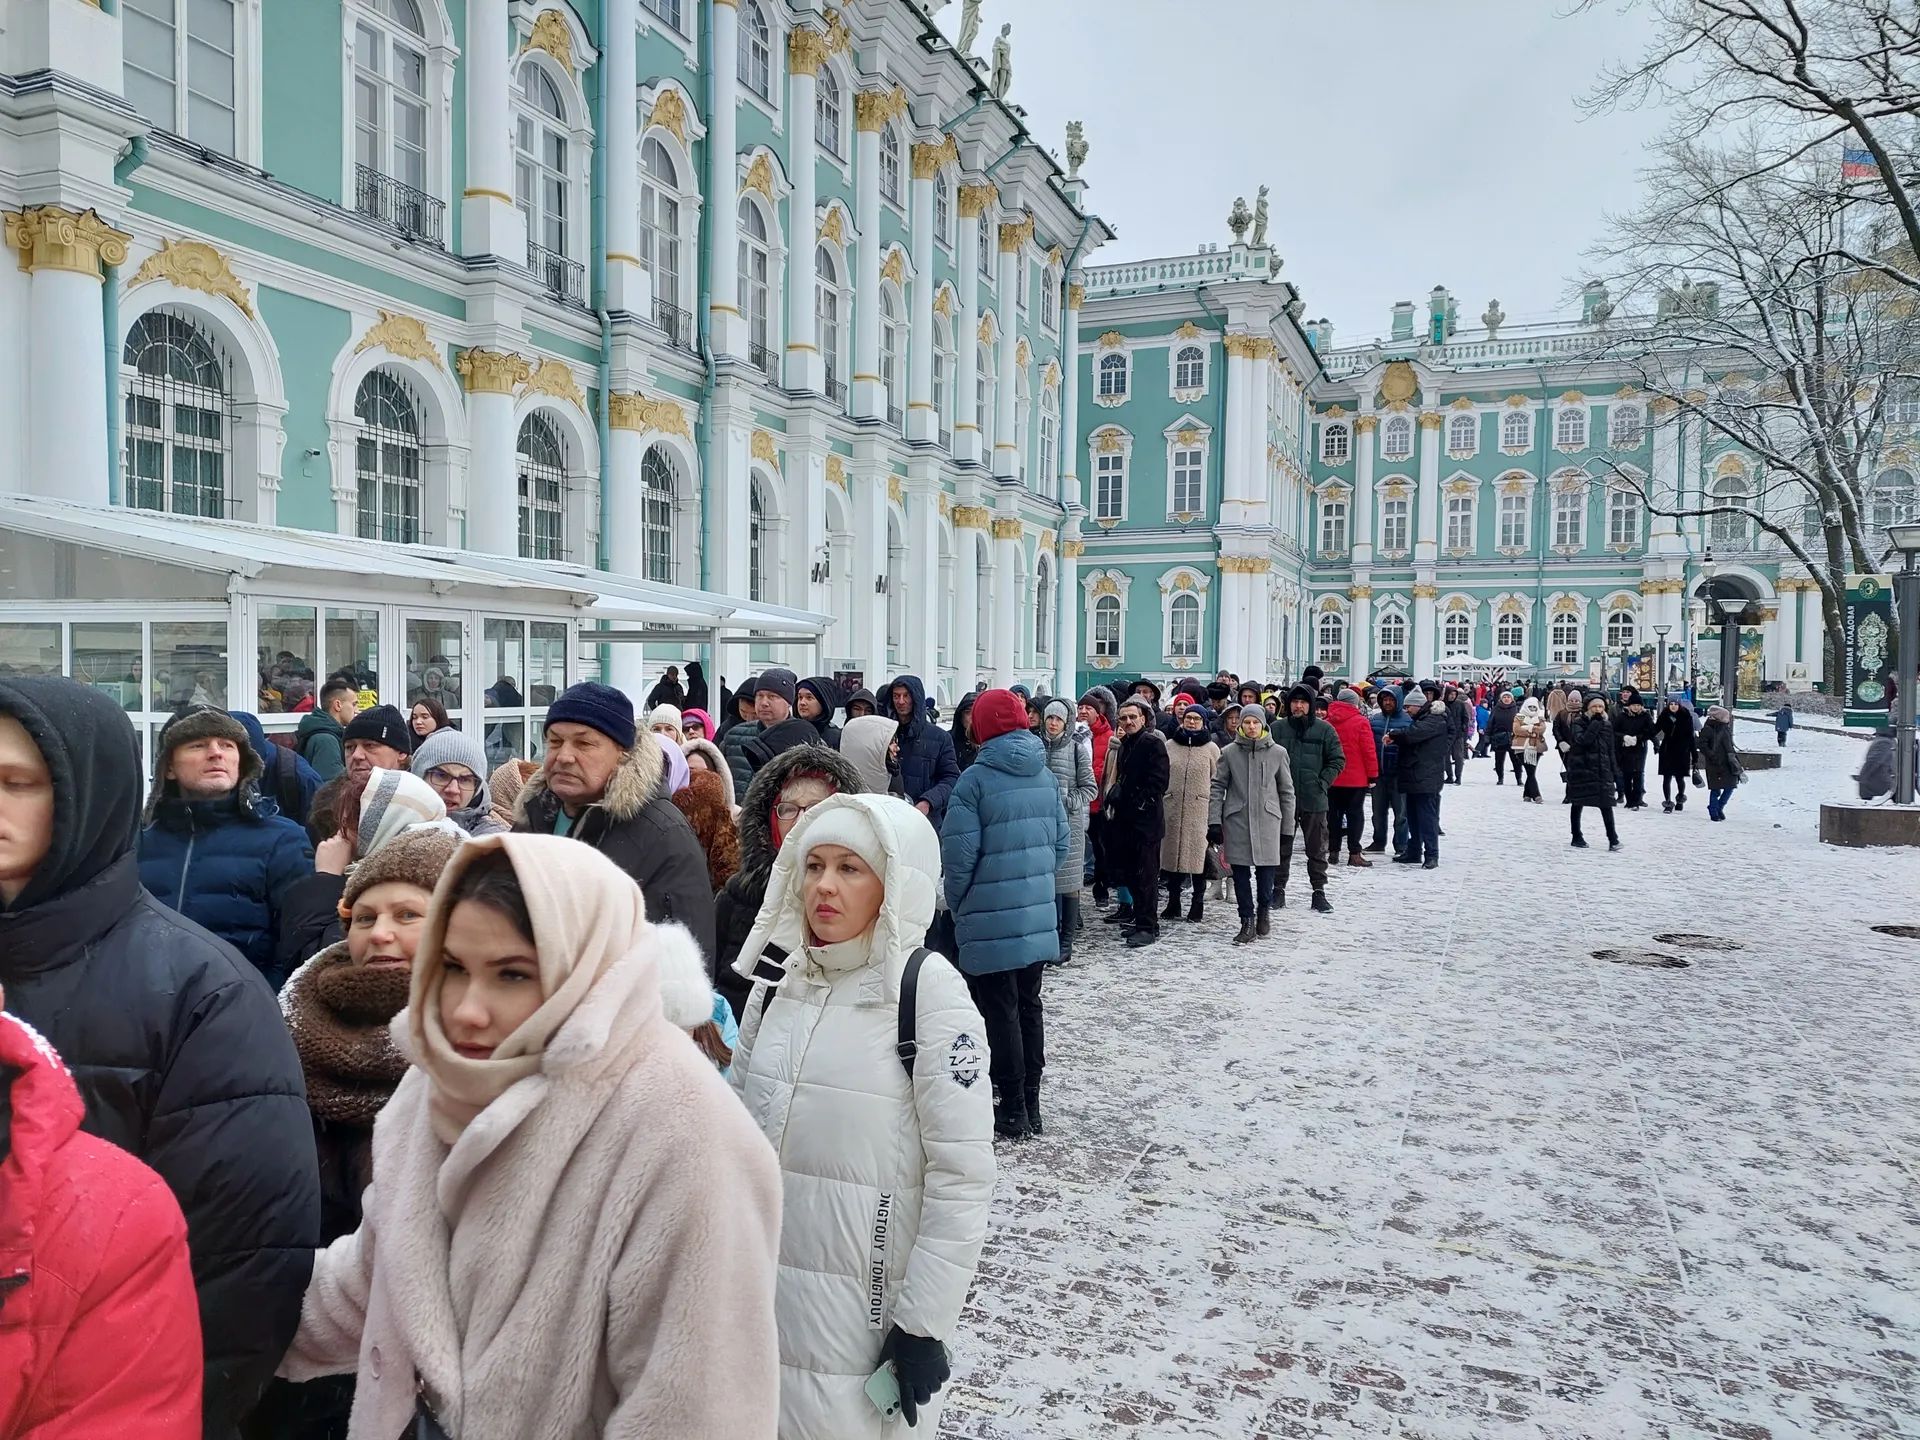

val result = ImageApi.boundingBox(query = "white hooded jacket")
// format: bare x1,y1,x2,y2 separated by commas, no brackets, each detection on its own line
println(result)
730,794,995,1440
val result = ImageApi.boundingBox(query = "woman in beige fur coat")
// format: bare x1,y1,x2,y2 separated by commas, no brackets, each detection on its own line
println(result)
278,832,783,1439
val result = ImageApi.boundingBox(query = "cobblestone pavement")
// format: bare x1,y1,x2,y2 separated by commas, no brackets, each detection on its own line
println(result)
940,728,1920,1439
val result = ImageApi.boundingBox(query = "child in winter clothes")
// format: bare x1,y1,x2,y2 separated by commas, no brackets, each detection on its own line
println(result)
280,834,782,1439
1774,701,1794,747
731,794,995,1439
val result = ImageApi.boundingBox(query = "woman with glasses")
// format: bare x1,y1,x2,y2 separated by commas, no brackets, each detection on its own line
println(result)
411,730,509,836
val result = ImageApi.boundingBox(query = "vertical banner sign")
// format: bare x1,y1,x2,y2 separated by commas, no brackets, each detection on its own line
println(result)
1844,573,1894,728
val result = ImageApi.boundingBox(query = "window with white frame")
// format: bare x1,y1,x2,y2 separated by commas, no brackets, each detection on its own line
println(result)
1609,404,1645,448
1321,421,1350,463
748,482,767,603
1709,473,1751,547
816,246,842,387
1174,345,1205,394
122,311,231,517
737,199,772,358
640,0,683,34
1377,610,1408,667
879,285,902,413
514,63,571,260
1092,594,1121,657
1168,593,1201,662
1317,611,1345,668
934,172,951,245
1555,406,1588,450
1444,493,1475,551
640,137,684,313
978,213,993,276
1098,352,1129,400
932,315,950,433
1495,611,1524,656
1498,489,1529,549
124,0,238,154
1014,368,1031,481
1607,484,1640,547
815,67,842,158
1093,437,1126,521
880,122,902,205
1605,608,1636,652
737,0,772,100
1379,494,1410,552
352,0,429,196
1447,412,1477,454
516,412,566,560
1035,564,1053,658
640,446,676,582
1550,612,1581,666
1041,277,1057,331
977,340,995,448
1552,485,1586,548
1888,379,1920,425
353,370,423,544
1170,444,1204,516
1039,389,1059,494
1319,497,1348,553
1875,467,1917,527
1443,610,1472,655
1501,409,1532,449
1381,414,1413,461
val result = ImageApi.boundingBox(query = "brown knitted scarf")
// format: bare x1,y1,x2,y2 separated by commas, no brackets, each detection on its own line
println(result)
282,943,413,1126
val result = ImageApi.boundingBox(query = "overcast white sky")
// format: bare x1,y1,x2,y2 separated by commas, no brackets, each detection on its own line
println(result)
935,0,1671,344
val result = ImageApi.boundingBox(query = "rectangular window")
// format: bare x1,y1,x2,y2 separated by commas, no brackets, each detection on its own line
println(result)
1322,424,1349,463
1171,447,1204,515
1319,500,1347,554
1380,497,1409,552
1499,492,1528,549
1445,496,1474,551
1093,599,1121,657
1553,489,1585,548
1095,452,1125,521
124,0,237,154
640,0,684,34
1608,487,1640,546
1610,406,1645,448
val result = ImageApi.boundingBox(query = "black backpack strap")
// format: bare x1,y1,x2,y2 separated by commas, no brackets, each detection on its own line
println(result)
896,947,933,1079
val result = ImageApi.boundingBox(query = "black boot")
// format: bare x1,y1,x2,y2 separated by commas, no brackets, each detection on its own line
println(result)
995,1096,1029,1140
1256,905,1271,937
1186,888,1205,923
1232,919,1256,945
1023,1079,1044,1137
1310,890,1333,914
1160,875,1182,921
1104,904,1136,925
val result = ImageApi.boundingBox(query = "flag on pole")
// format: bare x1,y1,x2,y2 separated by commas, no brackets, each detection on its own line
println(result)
1842,146,1880,180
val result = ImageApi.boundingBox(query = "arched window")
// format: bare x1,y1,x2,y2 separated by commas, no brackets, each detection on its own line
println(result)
880,122,902,204
122,311,231,516
516,412,565,560
1038,388,1059,497
879,285,902,420
1501,409,1532,449
1093,435,1126,521
816,246,842,391
1552,485,1586,548
1321,422,1349,463
1444,493,1475,551
1316,611,1345,668
737,199,771,363
351,0,428,198
1377,610,1408,667
1319,497,1348,553
1092,594,1122,658
1555,406,1588,450
1874,468,1914,528
352,370,423,543
640,136,684,318
748,482,767,603
934,172,952,245
514,62,571,262
124,0,238,153
815,66,842,157
1174,346,1205,392
931,314,951,435
1605,608,1636,652
641,446,676,582
1035,564,1053,657
1443,611,1472,655
1710,473,1750,547
1607,485,1640,547
1889,380,1920,426
737,0,771,99
1379,494,1410,552
1098,352,1128,400
977,339,996,448
1448,412,1477,454
1550,612,1581,666
1495,611,1524,657
1168,592,1201,662
1381,415,1413,461
1609,405,1645,448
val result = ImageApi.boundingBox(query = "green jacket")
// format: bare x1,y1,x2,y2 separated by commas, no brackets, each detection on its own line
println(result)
294,711,345,780
1273,714,1346,814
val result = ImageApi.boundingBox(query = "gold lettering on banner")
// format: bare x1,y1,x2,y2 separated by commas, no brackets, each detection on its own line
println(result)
354,310,445,370
129,238,254,317
456,348,532,395
6,205,131,278
523,358,587,410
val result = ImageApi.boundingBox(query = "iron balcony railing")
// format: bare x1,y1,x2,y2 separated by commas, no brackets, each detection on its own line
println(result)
887,403,904,430
653,298,694,352
825,365,847,408
529,240,585,305
353,165,445,247
748,340,777,380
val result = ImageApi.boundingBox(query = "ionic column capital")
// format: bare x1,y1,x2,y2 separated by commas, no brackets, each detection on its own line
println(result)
6,206,131,279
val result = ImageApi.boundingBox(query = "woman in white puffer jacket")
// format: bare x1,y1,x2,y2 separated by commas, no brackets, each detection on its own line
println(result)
731,793,995,1438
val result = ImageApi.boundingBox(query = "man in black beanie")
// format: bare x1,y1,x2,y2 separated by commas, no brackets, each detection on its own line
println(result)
340,704,411,785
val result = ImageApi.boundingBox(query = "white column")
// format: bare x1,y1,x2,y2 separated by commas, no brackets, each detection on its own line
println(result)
1349,589,1373,678
1679,411,1703,551
906,149,940,443
7,208,128,504
954,510,983,688
460,362,522,555
992,219,1022,480
1056,532,1082,695
990,514,1020,681
605,415,649,696
953,185,992,465
706,0,743,357
1060,280,1083,501
851,465,888,682
850,94,887,420
602,0,648,313
1352,407,1376,565
713,407,752,596
1222,339,1252,517
1414,411,1440,561
461,0,526,262
1413,586,1437,679
1799,582,1826,686
782,29,824,392
1649,399,1682,555
906,478,940,676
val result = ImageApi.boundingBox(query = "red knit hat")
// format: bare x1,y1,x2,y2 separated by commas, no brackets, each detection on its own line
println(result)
970,688,1029,744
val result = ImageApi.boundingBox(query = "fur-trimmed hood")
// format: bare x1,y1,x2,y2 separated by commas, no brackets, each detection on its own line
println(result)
681,738,734,807
515,726,665,829
733,742,865,892
1077,687,1117,727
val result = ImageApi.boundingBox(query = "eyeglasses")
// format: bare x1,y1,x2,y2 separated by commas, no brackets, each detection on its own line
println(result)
423,766,479,796
775,800,822,824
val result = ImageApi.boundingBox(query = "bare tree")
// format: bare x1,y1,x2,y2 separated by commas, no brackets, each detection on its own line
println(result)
1583,139,1920,670
1586,0,1920,295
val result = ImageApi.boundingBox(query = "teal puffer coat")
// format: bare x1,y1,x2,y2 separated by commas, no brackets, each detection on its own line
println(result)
939,729,1070,975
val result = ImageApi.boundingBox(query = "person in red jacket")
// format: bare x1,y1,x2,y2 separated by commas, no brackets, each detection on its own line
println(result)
0,996,201,1440
1324,688,1381,867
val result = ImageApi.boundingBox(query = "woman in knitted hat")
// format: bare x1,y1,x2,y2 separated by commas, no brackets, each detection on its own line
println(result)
411,727,508,837
647,703,684,740
280,835,782,1438
1160,703,1220,924
730,794,994,1438
680,707,715,743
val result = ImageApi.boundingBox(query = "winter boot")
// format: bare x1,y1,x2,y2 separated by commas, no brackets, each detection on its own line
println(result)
1608,840,1622,852
1662,800,1674,813
1233,919,1256,945
1310,890,1333,914
1126,926,1159,949
1571,835,1589,848
1104,905,1136,925
1347,851,1372,868
994,1096,1029,1141
1160,876,1182,921
1092,884,1110,908
1186,889,1205,923
1256,905,1271,938
1023,1079,1044,1137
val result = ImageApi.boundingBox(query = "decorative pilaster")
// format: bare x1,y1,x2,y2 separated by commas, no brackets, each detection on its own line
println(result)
907,139,954,443
462,0,526,262
852,89,907,421
783,26,828,391
1060,277,1083,503
1056,526,1084,693
456,349,532,556
1216,553,1273,680
602,0,647,312
1649,396,1683,555
1222,336,1253,522
707,0,744,356
1414,408,1441,562
905,476,942,676
953,184,995,465
1347,584,1374,678
990,513,1023,681
952,503,989,687
993,214,1032,480
1352,407,1377,567
1412,582,1439,678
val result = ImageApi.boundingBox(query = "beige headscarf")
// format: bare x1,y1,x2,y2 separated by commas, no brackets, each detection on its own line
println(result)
406,831,649,1144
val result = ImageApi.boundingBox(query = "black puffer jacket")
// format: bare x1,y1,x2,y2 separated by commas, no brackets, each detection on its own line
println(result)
1109,722,1171,844
713,743,866,1020
0,676,320,1440
1654,704,1699,777
1566,711,1619,806
1613,689,1657,763
515,731,718,968
1394,701,1453,795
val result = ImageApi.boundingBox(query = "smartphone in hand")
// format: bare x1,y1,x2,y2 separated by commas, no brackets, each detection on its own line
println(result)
865,1363,903,1420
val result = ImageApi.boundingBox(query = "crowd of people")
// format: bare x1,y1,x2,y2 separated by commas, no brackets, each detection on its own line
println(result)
0,656,1757,1439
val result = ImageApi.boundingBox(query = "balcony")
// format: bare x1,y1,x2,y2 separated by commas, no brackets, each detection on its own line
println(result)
824,365,847,408
887,403,904,431
353,165,445,248
653,298,694,353
529,240,585,305
748,340,778,381
939,427,953,450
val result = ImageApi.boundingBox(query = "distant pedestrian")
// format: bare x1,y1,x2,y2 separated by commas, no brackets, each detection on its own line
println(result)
1323,688,1379,867
1159,704,1220,923
1273,685,1343,913
1510,698,1548,803
644,664,687,711
1368,687,1413,849
1040,699,1096,964
1699,705,1744,820
1392,686,1452,868
1106,698,1171,944
1613,687,1655,810
1655,698,1698,812
1485,689,1518,785
1208,706,1295,943
1774,701,1794,748
1567,696,1621,850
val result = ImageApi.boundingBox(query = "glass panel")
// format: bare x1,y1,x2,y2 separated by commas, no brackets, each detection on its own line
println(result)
324,607,380,693
71,622,145,710
255,604,318,714
0,623,62,677
529,622,567,707
406,617,464,714
485,718,526,770
482,618,527,709
152,620,227,712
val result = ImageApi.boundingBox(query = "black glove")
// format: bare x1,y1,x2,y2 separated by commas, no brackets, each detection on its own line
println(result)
881,1325,950,1427
1206,823,1224,845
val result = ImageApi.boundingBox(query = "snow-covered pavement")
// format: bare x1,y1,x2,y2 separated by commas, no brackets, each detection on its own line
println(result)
943,725,1920,1440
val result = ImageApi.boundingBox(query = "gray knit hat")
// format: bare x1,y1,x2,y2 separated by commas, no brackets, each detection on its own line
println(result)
410,728,493,814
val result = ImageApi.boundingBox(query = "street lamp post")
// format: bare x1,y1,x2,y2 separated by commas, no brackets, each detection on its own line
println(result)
1653,624,1671,700
1885,523,1920,805
1700,547,1745,709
